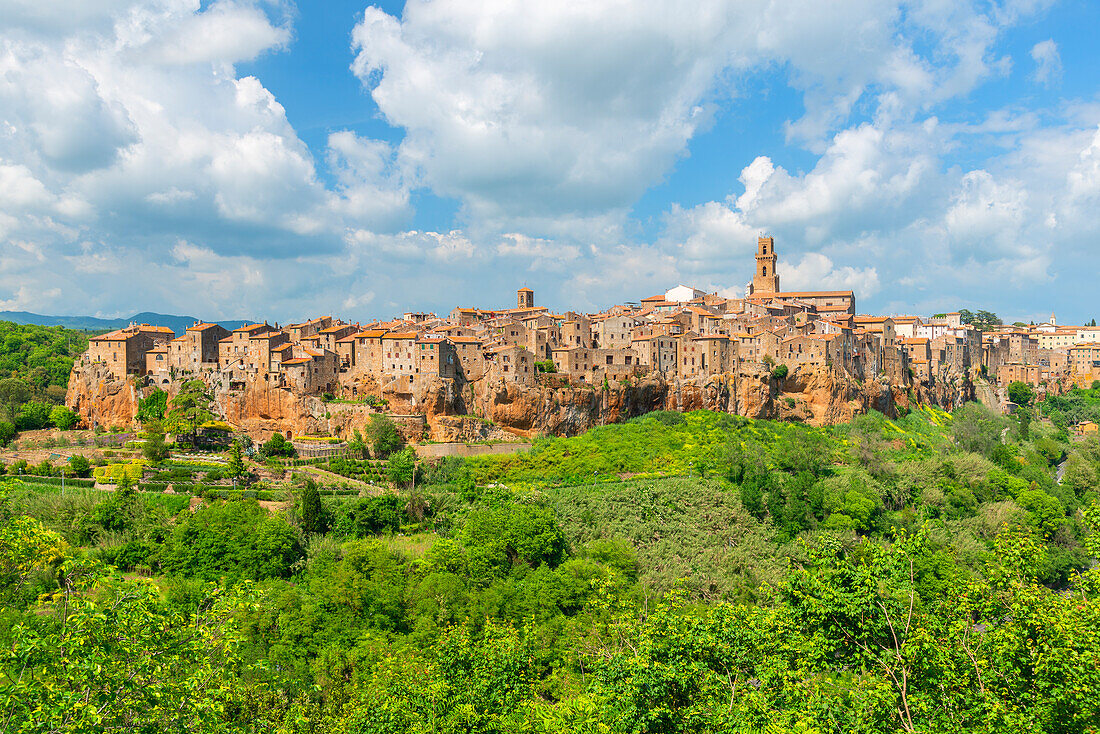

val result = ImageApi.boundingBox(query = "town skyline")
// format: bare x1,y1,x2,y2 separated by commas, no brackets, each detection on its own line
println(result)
3,2,1100,323
71,236,1096,440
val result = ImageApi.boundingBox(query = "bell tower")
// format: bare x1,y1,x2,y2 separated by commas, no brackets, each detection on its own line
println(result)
517,287,534,309
752,236,779,294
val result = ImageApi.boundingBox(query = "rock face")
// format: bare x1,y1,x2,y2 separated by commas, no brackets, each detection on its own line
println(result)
67,359,973,440
65,363,140,430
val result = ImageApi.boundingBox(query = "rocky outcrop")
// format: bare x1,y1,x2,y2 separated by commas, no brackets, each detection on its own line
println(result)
66,359,972,441
65,362,140,430
429,415,518,443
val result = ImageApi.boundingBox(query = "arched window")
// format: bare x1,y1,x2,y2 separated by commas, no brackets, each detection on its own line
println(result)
762,266,767,276
762,245,768,254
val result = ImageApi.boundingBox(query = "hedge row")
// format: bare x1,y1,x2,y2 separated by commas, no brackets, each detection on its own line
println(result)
163,459,226,469
284,457,331,467
206,489,289,501
93,462,147,484
11,475,96,488
165,482,229,494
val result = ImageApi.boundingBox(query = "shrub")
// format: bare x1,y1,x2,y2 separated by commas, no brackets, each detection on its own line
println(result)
1007,381,1035,406
49,406,79,430
772,364,789,380
260,433,296,458
366,414,403,458
386,448,416,487
137,389,168,423
142,433,170,463
159,500,303,583
0,421,14,447
332,494,406,537
68,455,91,478
15,401,52,431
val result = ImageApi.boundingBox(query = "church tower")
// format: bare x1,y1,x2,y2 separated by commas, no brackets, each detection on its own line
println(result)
517,287,534,309
751,236,779,294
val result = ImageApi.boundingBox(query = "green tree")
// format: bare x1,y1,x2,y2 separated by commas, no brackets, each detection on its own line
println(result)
0,377,31,423
48,404,78,430
0,421,14,447
1062,453,1097,498
68,454,91,478
142,431,170,463
347,428,367,459
1017,488,1065,538
299,479,326,534
952,401,1005,456
960,309,1003,331
366,413,404,458
15,400,51,430
166,380,215,446
0,564,252,733
1007,381,1035,406
386,447,416,487
159,500,303,583
137,388,168,423
1016,405,1032,440
259,433,296,458
226,439,248,486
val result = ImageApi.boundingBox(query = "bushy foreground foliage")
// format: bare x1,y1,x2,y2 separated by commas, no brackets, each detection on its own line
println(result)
1,403,1099,733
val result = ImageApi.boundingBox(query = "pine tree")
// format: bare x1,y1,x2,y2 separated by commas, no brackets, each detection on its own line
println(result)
226,440,247,488
300,480,324,534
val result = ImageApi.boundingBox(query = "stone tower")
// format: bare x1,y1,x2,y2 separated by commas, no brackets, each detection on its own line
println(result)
517,287,534,309
752,236,779,294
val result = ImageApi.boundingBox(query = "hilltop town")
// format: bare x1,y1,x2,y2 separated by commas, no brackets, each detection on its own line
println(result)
66,237,1092,438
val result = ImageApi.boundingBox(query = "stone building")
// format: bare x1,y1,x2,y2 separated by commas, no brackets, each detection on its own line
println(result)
218,323,272,365
381,332,418,376
167,323,230,374
560,312,592,348
144,345,168,380
280,349,339,394
551,346,593,376
590,347,642,381
315,324,358,352
348,329,388,377
1069,344,1100,380
415,336,458,379
631,334,678,374
87,324,175,377
485,344,536,385
450,336,486,379
287,316,331,343
594,314,638,349
246,330,292,375
780,334,834,370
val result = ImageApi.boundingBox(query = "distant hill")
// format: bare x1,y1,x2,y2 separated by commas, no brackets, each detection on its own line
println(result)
0,311,253,336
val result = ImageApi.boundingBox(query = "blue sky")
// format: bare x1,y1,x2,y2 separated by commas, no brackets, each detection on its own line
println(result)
2,0,1099,325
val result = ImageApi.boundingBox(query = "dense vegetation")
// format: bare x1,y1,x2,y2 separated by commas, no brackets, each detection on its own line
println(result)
1,403,1099,733
0,321,90,441
1041,383,1100,429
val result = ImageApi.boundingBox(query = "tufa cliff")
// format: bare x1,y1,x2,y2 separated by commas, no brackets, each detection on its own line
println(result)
67,360,972,441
